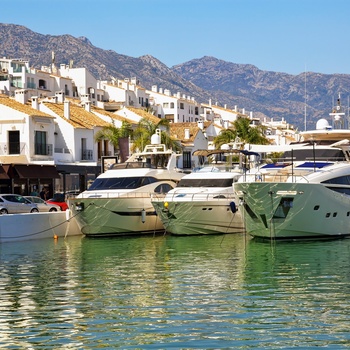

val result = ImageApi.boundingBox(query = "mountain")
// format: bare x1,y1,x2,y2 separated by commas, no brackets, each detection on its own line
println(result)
1,23,350,130
172,56,350,130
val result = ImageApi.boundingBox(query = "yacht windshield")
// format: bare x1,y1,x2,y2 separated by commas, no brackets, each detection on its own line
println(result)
177,178,234,187
88,177,158,190
282,149,345,162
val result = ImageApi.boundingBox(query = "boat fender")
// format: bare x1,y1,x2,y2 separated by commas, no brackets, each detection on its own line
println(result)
66,209,71,221
141,209,146,223
230,201,237,213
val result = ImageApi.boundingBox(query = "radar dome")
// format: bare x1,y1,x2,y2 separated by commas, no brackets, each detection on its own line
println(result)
220,144,230,150
316,118,330,130
151,133,161,145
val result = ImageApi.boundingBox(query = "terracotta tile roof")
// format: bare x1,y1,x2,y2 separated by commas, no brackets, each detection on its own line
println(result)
169,122,201,142
202,103,242,114
92,106,135,125
43,102,110,129
0,96,54,118
127,107,161,124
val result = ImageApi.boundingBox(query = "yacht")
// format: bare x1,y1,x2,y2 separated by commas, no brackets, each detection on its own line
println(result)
70,130,185,237
235,161,350,239
235,97,350,239
152,150,244,235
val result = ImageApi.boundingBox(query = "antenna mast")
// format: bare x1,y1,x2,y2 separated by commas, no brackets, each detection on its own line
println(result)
304,68,307,131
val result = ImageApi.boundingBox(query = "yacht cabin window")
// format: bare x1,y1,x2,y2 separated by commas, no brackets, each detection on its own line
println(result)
87,176,158,190
177,178,235,188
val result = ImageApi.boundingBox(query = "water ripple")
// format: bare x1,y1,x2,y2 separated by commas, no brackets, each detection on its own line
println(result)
0,235,350,348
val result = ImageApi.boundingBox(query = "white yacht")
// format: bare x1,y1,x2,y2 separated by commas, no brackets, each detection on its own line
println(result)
70,131,185,237
152,150,244,235
235,98,350,239
235,161,350,240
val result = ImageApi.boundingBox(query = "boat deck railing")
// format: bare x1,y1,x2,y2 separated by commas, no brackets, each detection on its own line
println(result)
240,172,310,183
151,192,237,202
76,192,156,199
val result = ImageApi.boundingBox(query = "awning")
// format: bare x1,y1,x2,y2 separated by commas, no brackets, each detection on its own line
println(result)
14,165,60,179
0,166,9,179
192,149,240,157
55,164,101,175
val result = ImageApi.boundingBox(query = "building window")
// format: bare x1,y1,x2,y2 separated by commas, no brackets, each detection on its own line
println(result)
35,131,47,155
183,151,192,168
180,103,184,109
163,102,169,108
8,130,20,154
170,102,174,108
38,79,47,89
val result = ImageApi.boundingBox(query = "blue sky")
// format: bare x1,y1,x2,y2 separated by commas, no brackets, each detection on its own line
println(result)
2,0,350,75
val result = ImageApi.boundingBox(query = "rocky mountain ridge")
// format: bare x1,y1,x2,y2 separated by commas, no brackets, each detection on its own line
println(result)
1,23,350,130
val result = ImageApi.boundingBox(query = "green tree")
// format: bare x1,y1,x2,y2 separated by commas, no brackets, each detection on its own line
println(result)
213,128,237,149
233,117,269,144
213,117,269,148
132,118,182,153
94,120,133,155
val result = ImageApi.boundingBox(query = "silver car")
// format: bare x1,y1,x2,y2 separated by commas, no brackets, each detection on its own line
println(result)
0,194,39,214
24,196,61,212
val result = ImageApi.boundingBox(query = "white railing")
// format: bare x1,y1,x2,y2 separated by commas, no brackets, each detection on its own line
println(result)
151,192,237,202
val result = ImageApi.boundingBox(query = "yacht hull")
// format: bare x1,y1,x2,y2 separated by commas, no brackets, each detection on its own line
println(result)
0,211,81,243
235,182,350,239
71,196,165,236
152,197,244,235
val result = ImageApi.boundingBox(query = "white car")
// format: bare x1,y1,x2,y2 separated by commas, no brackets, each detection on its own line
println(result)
0,194,39,214
24,196,61,212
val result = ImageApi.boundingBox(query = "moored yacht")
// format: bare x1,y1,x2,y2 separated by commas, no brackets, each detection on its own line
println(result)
235,161,350,239
235,97,350,239
152,150,244,235
70,130,185,237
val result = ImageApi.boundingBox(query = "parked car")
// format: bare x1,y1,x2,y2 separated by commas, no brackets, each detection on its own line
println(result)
0,194,39,214
46,193,68,211
24,196,61,212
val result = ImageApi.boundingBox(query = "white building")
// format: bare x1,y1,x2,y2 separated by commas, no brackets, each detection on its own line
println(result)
148,86,201,123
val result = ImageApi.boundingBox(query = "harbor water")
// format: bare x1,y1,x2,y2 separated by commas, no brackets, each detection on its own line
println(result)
1,233,350,349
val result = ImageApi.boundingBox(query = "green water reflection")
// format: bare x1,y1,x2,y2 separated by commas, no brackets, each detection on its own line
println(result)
0,235,350,348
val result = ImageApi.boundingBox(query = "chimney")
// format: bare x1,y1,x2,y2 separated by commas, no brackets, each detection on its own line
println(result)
15,89,28,104
197,120,204,130
184,128,190,140
152,85,158,92
209,99,212,107
31,96,39,110
55,91,65,103
85,101,91,112
64,100,70,119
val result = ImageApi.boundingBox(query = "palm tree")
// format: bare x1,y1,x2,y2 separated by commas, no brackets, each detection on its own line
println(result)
233,117,269,144
132,118,182,153
214,117,269,148
213,128,237,149
94,120,133,162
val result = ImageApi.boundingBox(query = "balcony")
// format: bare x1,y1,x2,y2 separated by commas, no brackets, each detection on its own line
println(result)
0,142,26,155
34,144,53,156
81,149,93,161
